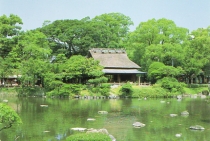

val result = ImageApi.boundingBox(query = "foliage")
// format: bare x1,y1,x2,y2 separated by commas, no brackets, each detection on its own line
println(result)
66,133,111,141
17,86,44,97
148,62,184,83
0,14,23,58
182,28,210,82
157,77,186,94
120,82,133,97
183,87,208,94
126,18,188,71
88,83,110,96
0,103,22,131
1,13,210,96
187,84,209,88
40,13,133,58
132,86,167,98
63,55,104,83
92,12,133,48
99,83,111,96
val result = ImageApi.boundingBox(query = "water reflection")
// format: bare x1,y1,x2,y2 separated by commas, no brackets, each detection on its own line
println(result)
0,97,210,141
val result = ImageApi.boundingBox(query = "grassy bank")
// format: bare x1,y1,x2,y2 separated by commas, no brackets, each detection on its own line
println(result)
0,87,18,96
110,84,209,98
0,85,208,98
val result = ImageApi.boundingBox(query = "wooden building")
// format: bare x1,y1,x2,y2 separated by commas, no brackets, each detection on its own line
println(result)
88,48,146,85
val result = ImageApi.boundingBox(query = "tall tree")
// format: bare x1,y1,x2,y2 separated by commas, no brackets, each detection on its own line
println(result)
40,19,95,58
92,12,133,48
126,18,188,71
182,27,210,83
0,14,22,58
9,30,52,87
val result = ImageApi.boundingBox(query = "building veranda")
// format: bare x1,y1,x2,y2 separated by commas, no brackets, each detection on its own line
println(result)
88,48,146,85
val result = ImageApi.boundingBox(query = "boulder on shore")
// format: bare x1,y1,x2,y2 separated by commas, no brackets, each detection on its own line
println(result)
132,122,146,128
181,111,189,115
189,125,205,130
98,111,108,114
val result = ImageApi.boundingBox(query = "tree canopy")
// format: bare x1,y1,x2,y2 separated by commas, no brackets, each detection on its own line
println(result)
0,13,210,94
0,103,22,131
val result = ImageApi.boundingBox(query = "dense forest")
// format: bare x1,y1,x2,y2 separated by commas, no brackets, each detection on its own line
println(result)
0,13,210,97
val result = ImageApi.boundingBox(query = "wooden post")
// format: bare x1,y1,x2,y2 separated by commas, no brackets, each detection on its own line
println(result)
117,74,120,85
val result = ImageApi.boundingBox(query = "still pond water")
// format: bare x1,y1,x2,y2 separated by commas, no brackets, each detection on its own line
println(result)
1,96,210,141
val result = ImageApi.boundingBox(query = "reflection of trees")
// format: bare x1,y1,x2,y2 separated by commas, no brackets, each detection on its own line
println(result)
1,98,210,141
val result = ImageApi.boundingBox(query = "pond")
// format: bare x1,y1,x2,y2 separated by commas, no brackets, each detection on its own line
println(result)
0,96,210,141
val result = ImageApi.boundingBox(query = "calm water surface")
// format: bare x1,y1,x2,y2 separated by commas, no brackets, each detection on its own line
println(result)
0,96,210,141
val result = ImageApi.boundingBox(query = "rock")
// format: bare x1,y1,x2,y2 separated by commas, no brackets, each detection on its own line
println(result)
132,122,146,128
160,101,165,103
74,95,80,98
190,94,197,99
87,128,116,141
98,111,108,114
40,104,48,107
170,114,178,117
108,95,117,99
71,127,87,131
177,95,182,99
181,111,189,115
200,95,207,99
189,125,205,130
3,99,8,103
98,129,109,134
175,133,182,137
109,134,116,141
87,118,96,121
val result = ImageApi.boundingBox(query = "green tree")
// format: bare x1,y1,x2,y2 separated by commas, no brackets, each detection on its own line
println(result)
148,62,184,83
182,27,210,83
92,12,133,48
0,103,22,131
63,55,104,84
9,30,52,91
126,18,188,71
40,19,95,57
0,14,23,58
120,82,133,97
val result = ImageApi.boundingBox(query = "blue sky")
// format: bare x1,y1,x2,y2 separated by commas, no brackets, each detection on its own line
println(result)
1,0,210,32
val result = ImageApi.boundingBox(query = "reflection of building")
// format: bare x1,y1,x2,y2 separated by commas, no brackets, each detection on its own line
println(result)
0,75,21,86
88,48,146,85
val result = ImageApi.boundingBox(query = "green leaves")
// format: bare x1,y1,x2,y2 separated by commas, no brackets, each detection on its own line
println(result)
148,62,184,83
0,14,23,58
0,103,22,131
120,82,133,97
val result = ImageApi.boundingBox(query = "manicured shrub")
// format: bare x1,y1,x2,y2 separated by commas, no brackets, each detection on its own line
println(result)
120,82,133,97
66,133,111,141
157,77,185,94
99,83,111,96
202,90,209,95
132,86,167,98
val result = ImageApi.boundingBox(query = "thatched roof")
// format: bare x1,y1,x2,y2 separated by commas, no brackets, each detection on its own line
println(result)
89,48,140,69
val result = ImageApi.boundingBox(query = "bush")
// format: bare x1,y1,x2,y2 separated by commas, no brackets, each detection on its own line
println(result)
87,83,110,96
132,86,167,98
99,83,111,96
157,77,185,94
66,133,111,141
120,82,133,97
202,90,209,95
